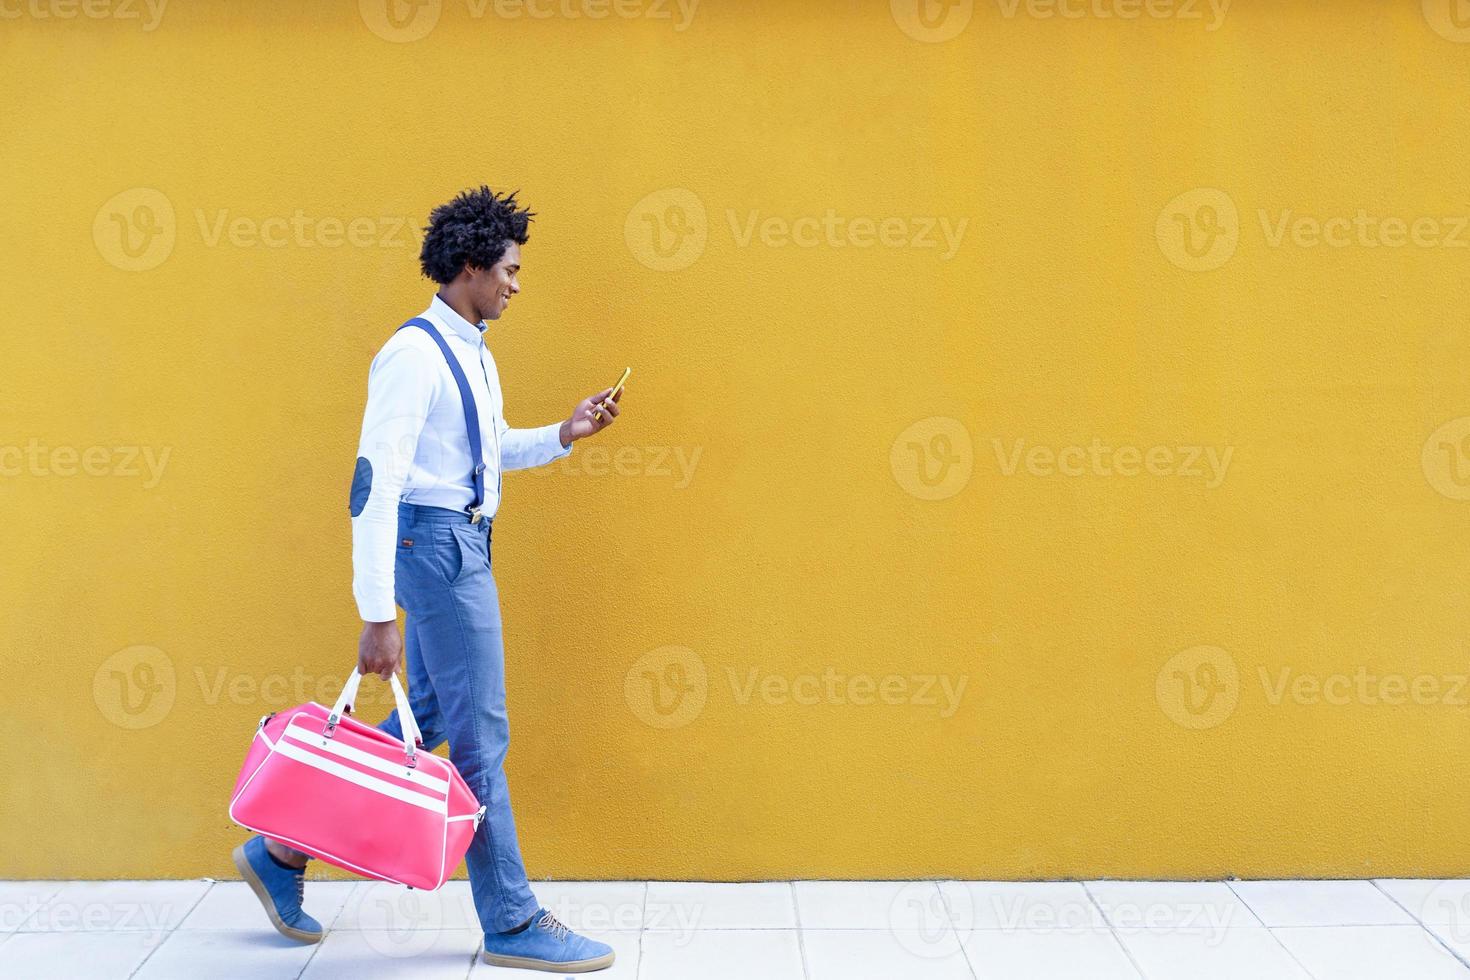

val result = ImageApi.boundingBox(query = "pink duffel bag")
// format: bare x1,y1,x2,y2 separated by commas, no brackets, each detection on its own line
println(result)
228,670,485,890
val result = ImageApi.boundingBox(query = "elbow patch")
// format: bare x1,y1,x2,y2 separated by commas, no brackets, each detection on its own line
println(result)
349,457,373,516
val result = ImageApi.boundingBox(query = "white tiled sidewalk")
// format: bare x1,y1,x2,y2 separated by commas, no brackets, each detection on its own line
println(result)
4,878,1470,978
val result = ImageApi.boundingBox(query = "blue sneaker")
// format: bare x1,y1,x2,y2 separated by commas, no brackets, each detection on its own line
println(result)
231,836,323,944
480,909,614,973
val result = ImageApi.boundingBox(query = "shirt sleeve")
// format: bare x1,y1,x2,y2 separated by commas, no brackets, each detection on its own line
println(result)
350,340,439,622
497,417,572,472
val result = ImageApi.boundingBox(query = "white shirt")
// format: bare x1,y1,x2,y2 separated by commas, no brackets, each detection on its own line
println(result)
350,295,572,621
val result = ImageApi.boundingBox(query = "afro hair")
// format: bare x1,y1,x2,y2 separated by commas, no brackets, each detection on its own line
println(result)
419,186,535,284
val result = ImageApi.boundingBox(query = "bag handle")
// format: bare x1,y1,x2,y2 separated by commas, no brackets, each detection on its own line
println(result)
326,670,424,768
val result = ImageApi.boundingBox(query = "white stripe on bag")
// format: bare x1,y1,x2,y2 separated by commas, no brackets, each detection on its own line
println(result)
283,720,450,795
273,738,446,813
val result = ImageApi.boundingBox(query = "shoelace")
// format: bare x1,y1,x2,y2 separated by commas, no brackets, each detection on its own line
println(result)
537,911,570,942
292,869,305,907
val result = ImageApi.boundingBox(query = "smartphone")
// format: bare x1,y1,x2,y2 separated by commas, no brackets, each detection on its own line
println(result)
592,367,631,422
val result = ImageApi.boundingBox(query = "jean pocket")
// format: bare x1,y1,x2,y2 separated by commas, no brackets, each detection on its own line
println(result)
431,525,465,584
451,523,491,581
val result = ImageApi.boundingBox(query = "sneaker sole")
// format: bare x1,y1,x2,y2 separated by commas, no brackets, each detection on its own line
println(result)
479,949,616,973
231,843,323,945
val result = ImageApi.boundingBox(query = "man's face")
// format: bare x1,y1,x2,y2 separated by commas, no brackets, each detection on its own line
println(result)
471,241,521,323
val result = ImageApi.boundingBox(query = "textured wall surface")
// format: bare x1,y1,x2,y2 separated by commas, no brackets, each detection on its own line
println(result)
3,0,1470,881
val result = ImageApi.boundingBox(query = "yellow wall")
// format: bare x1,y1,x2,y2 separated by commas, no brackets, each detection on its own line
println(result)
4,0,1470,881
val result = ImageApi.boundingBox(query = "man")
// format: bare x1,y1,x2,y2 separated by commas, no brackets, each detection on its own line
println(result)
232,186,620,973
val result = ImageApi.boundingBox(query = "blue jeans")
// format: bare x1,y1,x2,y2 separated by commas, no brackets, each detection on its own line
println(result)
376,502,539,934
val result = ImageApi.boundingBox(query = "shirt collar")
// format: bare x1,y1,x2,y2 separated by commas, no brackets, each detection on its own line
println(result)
429,293,485,345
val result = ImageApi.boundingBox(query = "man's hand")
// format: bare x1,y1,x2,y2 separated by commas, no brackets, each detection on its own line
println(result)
358,620,402,680
559,386,622,447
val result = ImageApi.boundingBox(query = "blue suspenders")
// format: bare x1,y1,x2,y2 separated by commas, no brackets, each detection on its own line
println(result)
398,317,488,523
